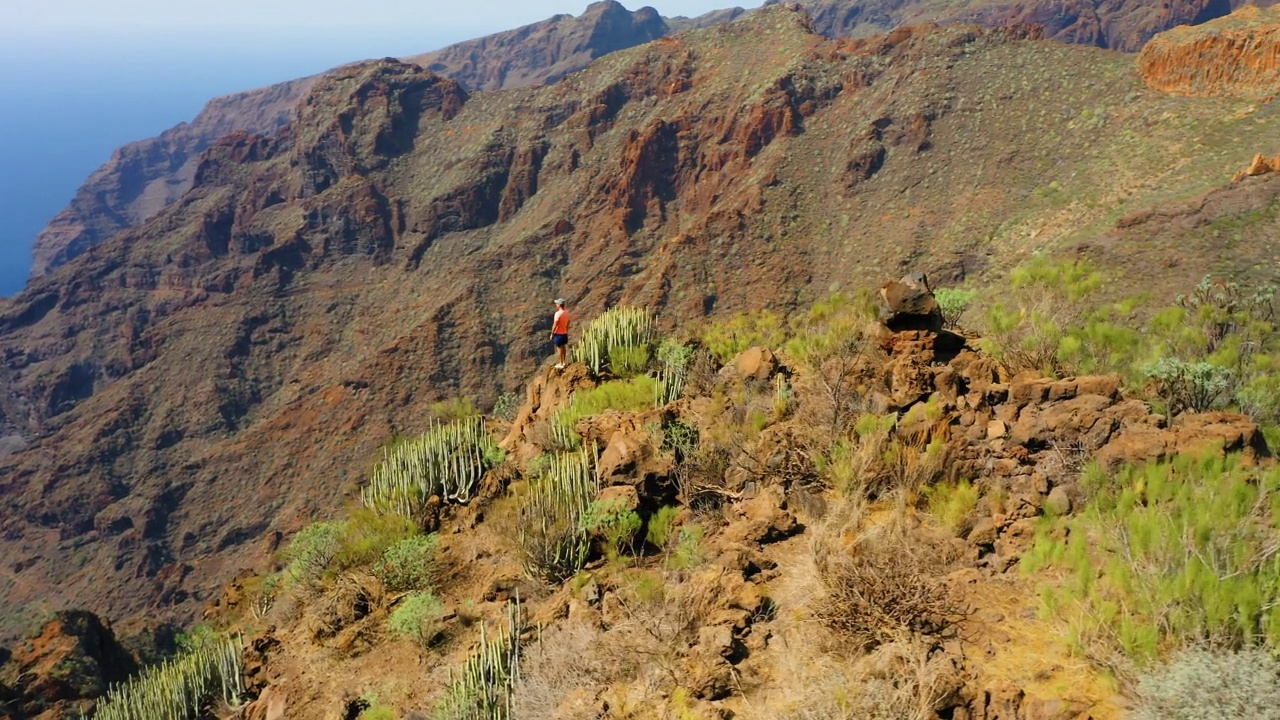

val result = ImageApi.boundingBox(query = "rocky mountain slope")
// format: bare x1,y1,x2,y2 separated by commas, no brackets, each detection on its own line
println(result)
403,0,672,91
3,282,1270,719
3,0,1280,656
27,0,1276,279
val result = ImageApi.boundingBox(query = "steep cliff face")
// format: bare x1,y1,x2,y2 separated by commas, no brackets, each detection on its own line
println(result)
30,78,317,278
3,6,1280,640
26,2,675,282
1138,4,1280,99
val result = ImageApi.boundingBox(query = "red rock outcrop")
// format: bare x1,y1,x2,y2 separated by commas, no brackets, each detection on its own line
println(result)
1138,4,1280,100
1234,152,1280,182
0,611,137,718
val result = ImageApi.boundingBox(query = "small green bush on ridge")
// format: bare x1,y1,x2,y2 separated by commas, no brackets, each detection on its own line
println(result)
550,377,657,450
389,592,445,646
375,534,439,592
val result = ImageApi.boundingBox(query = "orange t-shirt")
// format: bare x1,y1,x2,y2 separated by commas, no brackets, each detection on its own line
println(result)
553,309,570,334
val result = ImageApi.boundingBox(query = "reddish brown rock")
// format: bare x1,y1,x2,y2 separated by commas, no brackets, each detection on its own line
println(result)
724,346,779,382
880,273,943,333
1235,153,1280,183
0,611,137,718
1138,5,1280,101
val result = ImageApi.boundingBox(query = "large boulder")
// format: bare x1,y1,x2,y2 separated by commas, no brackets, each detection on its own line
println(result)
721,346,778,382
879,273,943,333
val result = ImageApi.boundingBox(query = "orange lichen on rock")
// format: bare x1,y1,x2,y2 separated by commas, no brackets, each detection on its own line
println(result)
1137,5,1280,100
1234,152,1280,182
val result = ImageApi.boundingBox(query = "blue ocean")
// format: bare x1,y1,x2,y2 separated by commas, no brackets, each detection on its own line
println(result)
0,30,459,298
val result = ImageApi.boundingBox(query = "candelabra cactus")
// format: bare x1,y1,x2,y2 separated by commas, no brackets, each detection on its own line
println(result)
361,417,501,519
85,634,243,720
516,445,600,582
570,306,655,375
432,599,526,720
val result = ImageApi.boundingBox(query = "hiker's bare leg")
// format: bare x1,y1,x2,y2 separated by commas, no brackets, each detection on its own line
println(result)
558,345,567,367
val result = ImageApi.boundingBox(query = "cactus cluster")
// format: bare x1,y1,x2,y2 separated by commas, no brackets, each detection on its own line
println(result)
361,417,499,519
432,599,525,720
85,634,243,720
571,307,655,375
655,363,685,407
516,446,600,582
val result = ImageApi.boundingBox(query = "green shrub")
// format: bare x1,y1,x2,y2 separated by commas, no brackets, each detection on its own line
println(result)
982,258,1102,376
428,396,480,423
550,376,658,450
1057,309,1145,380
608,343,651,377
1023,454,1280,662
702,310,787,363
1133,647,1280,720
657,339,695,374
1144,357,1232,415
492,392,521,421
361,706,396,720
668,525,706,570
583,498,642,560
361,417,500,519
1176,275,1277,354
934,288,975,330
924,479,979,535
334,510,418,573
662,420,699,456
646,505,680,549
571,306,655,375
86,633,242,720
388,592,444,646
283,521,345,586
374,535,439,593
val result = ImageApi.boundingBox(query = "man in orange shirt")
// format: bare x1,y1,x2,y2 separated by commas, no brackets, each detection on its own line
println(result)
551,298,570,369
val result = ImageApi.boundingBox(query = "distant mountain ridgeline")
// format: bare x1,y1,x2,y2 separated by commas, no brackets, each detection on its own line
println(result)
26,0,1277,281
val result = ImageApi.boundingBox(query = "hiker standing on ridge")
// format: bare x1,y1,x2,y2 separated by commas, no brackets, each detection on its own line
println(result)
551,298,570,370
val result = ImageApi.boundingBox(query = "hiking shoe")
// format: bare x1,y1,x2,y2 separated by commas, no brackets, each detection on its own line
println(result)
554,363,565,370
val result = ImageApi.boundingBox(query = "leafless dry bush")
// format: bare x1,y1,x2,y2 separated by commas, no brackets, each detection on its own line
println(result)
511,620,611,720
812,507,959,651
512,573,722,720
789,339,885,448
776,635,958,720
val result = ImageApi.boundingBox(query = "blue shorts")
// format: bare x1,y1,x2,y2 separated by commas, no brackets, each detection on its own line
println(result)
552,334,568,348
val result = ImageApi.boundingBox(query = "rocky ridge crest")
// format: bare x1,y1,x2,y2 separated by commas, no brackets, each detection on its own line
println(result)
1138,3,1280,100
27,0,1276,279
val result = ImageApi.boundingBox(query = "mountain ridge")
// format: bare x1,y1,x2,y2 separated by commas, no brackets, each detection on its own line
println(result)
25,0,1278,281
